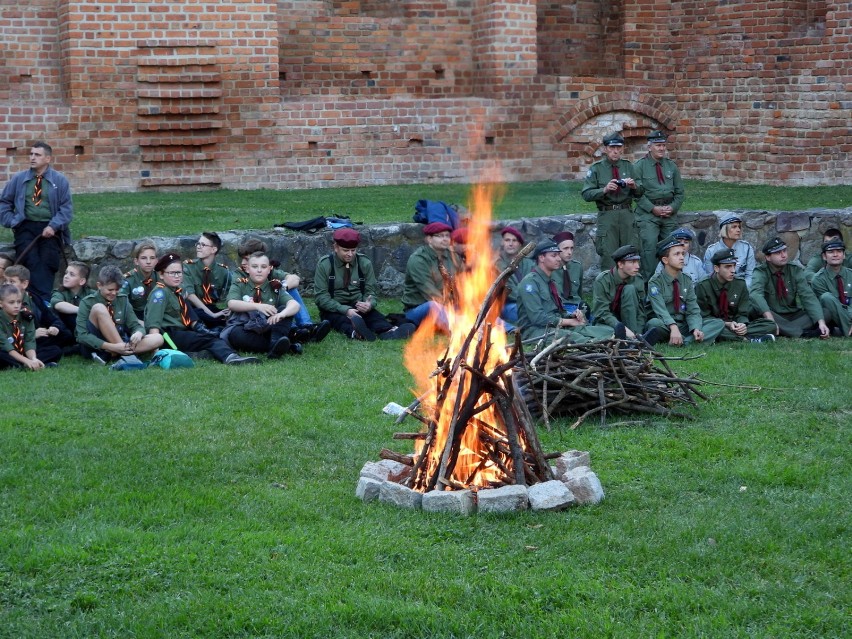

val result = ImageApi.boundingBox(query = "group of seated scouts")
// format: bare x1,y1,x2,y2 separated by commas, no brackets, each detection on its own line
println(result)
1,221,850,371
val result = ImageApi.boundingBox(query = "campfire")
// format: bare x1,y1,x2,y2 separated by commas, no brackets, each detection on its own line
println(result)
357,184,605,514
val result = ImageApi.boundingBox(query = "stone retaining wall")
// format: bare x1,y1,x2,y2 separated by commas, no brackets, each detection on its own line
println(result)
14,208,850,298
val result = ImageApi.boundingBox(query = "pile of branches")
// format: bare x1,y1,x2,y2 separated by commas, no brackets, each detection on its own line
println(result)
514,337,708,430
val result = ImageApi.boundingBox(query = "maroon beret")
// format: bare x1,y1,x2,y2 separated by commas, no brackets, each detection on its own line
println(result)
451,227,469,244
553,231,575,244
423,222,453,236
333,227,361,248
154,253,182,273
501,226,524,243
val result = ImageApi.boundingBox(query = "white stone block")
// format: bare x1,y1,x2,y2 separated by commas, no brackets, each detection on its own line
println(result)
555,450,591,476
528,480,577,511
422,489,476,515
562,467,605,505
355,477,382,503
477,484,529,513
378,480,423,510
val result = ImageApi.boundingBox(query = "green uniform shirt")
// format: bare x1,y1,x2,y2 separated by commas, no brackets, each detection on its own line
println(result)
581,158,642,208
591,268,646,328
695,276,752,323
750,262,823,321
182,259,231,303
551,260,584,306
24,176,52,222
313,253,378,314
225,277,294,308
76,291,143,350
495,253,535,302
401,245,457,309
144,283,190,332
804,253,852,283
647,270,702,331
633,155,685,215
811,265,852,307
0,311,36,354
120,268,159,316
517,266,566,337
50,286,92,309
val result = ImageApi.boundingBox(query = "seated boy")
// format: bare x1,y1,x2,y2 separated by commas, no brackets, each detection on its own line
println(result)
121,239,159,320
183,232,232,330
0,282,60,370
591,245,647,339
145,253,259,366
643,236,724,346
224,252,303,357
5,264,73,358
50,261,92,333
76,265,163,364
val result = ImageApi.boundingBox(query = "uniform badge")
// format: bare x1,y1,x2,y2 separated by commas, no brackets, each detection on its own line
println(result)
242,295,252,302
131,286,144,298
524,284,535,293
650,286,659,296
6,336,13,345
150,289,165,304
585,169,593,179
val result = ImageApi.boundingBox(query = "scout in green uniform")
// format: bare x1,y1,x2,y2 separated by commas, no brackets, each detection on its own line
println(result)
145,253,259,365
632,131,685,279
495,226,535,325
581,133,643,270
314,228,415,341
551,230,591,320
804,229,852,283
120,239,159,320
591,245,646,338
50,261,92,333
810,239,852,337
644,237,724,346
224,252,303,358
516,240,614,345
402,222,458,333
183,232,232,330
5,264,71,358
695,248,777,342
749,237,829,338
76,265,163,364
0,282,59,369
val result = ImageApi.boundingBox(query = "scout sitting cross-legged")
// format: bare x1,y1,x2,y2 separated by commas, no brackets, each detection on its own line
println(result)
224,252,303,358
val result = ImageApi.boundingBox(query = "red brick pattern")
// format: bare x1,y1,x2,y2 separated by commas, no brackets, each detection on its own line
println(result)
0,0,847,192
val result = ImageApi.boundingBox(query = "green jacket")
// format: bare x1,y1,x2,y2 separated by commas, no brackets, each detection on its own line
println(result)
495,253,535,302
313,253,378,314
647,270,702,331
517,266,565,338
144,283,191,332
811,265,852,307
551,260,584,306
581,159,642,208
182,259,231,303
633,155,685,215
76,291,144,350
750,263,823,321
591,268,646,328
401,245,456,309
805,253,852,283
0,311,36,354
695,276,751,323
50,286,92,309
120,268,159,316
225,277,294,308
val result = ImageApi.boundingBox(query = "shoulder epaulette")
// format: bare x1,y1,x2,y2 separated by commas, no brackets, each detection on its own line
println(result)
183,259,196,265
218,262,229,270
236,277,249,284
270,279,283,293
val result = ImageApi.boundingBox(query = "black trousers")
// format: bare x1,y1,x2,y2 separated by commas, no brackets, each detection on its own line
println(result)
226,317,292,354
321,308,393,336
0,343,62,369
166,328,236,363
13,220,63,300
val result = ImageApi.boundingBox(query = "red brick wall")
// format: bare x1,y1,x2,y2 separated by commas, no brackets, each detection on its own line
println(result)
0,0,848,192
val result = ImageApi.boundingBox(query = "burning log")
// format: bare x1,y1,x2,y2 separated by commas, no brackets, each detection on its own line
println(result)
516,338,707,429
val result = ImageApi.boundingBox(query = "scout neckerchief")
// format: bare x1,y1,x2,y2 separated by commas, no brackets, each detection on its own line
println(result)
11,319,25,355
609,268,624,313
836,273,848,305
655,162,665,185
672,277,681,313
718,285,730,321
253,285,262,303
173,287,193,327
437,252,456,306
106,300,115,322
561,265,572,299
611,164,620,193
32,175,43,206
201,266,214,304
772,268,787,301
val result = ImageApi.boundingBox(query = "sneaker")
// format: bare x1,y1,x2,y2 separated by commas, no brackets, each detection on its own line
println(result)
224,353,261,366
830,326,843,337
748,334,775,344
91,353,108,365
45,362,59,368
289,326,313,344
378,323,416,340
267,336,291,360
289,342,303,355
110,354,145,371
310,320,332,343
350,315,377,341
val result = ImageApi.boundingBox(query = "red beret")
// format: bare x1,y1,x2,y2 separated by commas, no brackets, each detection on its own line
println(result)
553,231,575,244
423,222,453,236
154,253,182,273
501,226,524,243
333,227,360,248
451,227,469,244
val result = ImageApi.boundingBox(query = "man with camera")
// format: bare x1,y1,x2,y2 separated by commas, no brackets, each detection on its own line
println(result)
582,133,642,270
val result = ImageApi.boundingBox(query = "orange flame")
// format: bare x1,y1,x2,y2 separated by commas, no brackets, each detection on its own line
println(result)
403,182,520,490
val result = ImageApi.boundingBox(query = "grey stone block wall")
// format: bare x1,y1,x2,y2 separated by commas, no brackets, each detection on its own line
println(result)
10,208,849,298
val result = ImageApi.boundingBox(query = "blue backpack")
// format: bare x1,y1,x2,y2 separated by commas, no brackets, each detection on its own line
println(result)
413,200,459,229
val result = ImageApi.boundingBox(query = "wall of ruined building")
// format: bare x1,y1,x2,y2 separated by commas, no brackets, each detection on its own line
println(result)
0,1,848,194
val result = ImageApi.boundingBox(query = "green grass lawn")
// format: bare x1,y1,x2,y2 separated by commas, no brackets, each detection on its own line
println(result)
1,334,849,638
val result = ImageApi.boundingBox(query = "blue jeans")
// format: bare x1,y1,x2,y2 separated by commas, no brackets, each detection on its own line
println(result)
405,301,449,333
288,288,312,326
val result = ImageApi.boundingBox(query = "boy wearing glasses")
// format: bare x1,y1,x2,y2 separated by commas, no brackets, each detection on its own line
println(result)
183,232,232,330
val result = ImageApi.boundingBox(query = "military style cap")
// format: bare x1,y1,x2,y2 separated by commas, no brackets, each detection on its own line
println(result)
451,227,469,244
602,132,625,147
719,214,743,228
762,237,787,255
501,226,524,243
154,253,182,272
423,222,453,236
552,231,575,245
711,248,738,265
821,239,846,253
655,236,681,258
671,227,695,241
333,227,360,248
533,239,560,259
647,130,668,143
612,245,641,262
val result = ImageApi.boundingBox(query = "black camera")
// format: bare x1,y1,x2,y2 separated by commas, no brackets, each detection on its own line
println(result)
614,179,627,188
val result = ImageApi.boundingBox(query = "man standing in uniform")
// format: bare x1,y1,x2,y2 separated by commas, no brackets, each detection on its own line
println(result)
315,228,415,341
695,248,777,342
632,131,685,280
749,237,829,338
591,245,646,339
516,240,614,345
810,239,852,337
582,133,642,270
401,222,457,332
0,142,73,299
